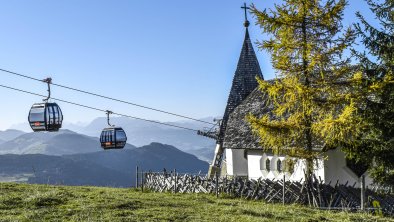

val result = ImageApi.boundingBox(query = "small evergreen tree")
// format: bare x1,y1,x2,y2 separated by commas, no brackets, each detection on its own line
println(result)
248,0,360,178
346,0,394,185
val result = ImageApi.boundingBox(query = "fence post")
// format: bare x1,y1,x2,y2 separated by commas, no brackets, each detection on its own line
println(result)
141,170,144,192
283,174,285,205
215,173,219,198
136,166,139,188
361,175,365,211
174,169,177,193
225,176,227,194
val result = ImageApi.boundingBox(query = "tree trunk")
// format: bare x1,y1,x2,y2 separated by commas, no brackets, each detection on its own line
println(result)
301,2,313,179
301,3,314,206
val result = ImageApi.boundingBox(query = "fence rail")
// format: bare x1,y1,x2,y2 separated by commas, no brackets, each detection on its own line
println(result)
141,170,394,216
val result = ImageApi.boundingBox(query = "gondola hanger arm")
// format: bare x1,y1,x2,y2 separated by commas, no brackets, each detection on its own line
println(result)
42,77,52,102
106,110,115,127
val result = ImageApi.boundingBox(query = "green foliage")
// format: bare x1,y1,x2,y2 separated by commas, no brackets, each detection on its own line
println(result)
0,183,390,221
248,0,359,175
346,0,394,186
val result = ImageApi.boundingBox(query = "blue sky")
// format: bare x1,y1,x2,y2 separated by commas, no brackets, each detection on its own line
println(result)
0,0,375,130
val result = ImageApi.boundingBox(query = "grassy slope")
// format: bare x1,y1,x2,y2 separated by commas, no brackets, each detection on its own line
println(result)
0,183,391,222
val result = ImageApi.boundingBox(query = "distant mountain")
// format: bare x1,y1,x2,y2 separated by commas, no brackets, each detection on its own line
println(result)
0,139,4,145
0,142,208,187
0,129,135,155
8,117,217,162
187,148,214,163
78,117,215,146
68,117,216,161
67,143,208,173
0,129,26,141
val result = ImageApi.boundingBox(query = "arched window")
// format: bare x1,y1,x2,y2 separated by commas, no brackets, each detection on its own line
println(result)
277,159,282,172
266,159,271,172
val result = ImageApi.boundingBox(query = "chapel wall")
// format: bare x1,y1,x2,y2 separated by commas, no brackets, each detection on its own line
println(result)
324,149,374,187
225,149,248,176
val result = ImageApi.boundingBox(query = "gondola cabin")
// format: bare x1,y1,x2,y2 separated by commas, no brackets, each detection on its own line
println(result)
100,127,127,149
28,102,63,132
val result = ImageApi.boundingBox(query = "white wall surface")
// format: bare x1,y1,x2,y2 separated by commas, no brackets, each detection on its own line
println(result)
324,149,373,187
225,149,248,176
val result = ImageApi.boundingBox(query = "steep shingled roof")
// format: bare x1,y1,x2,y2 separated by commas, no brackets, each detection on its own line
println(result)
218,28,263,144
223,79,327,151
222,86,271,149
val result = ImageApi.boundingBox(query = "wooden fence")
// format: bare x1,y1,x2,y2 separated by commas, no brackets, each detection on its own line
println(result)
140,170,394,216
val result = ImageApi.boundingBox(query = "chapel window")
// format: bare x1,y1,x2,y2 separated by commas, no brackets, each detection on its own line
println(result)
266,159,271,172
277,159,282,172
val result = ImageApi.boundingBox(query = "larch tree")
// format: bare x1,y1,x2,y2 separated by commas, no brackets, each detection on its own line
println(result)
248,0,362,178
345,0,394,185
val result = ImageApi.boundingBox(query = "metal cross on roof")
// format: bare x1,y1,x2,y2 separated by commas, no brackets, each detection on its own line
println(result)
241,3,250,27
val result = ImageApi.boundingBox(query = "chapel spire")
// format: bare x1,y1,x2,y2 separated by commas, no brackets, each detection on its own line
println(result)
207,4,264,178
216,4,264,145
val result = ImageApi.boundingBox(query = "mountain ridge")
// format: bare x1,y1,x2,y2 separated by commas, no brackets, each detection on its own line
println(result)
4,117,216,161
0,129,136,156
0,129,25,141
0,142,208,187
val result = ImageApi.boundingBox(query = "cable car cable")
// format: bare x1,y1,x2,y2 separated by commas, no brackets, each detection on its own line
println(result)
0,68,215,126
0,84,199,132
